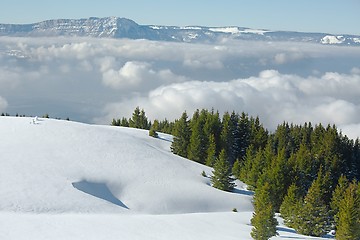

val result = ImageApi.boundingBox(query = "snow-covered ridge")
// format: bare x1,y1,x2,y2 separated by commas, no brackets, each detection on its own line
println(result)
0,17,359,46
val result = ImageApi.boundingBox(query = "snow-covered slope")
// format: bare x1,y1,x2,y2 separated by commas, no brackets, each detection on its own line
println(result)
0,17,359,46
0,117,252,214
0,117,329,239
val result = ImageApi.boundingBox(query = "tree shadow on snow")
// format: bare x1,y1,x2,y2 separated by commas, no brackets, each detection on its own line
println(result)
276,226,334,239
72,180,129,209
232,188,254,196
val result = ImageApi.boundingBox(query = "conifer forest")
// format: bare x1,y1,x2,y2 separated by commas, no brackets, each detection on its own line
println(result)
112,107,360,239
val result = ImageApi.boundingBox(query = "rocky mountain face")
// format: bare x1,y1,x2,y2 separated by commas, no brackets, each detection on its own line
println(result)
0,17,359,46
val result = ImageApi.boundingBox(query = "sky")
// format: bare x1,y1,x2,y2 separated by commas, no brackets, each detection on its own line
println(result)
0,0,359,35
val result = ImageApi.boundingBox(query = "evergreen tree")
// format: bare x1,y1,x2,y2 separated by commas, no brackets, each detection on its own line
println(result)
206,133,217,167
220,111,238,166
335,181,360,240
204,109,222,155
149,126,158,138
171,111,191,158
188,109,207,164
128,107,149,129
289,143,316,196
280,183,302,228
294,173,332,237
111,118,121,126
331,175,350,224
249,116,268,151
240,146,264,189
238,112,251,160
121,117,129,127
211,149,235,192
232,159,241,179
251,182,278,240
258,148,289,211
129,106,141,128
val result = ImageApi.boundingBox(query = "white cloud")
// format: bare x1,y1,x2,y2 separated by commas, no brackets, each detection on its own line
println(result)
100,70,360,140
1,37,360,139
102,61,152,89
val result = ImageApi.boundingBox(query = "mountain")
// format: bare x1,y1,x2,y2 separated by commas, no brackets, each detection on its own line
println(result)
0,16,359,46
0,117,329,240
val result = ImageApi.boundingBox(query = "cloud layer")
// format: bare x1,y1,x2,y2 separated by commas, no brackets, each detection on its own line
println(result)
1,37,360,138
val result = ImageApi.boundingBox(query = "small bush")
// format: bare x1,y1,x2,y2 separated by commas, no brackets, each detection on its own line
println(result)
149,128,158,138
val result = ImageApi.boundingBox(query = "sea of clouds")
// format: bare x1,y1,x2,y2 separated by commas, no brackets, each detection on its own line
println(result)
1,36,360,139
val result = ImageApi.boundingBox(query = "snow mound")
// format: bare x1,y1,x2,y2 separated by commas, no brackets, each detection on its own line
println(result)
0,117,253,214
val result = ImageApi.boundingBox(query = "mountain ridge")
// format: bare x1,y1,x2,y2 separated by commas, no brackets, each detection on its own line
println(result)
0,16,359,46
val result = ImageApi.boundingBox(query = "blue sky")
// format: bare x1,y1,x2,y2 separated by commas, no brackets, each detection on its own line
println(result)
1,0,359,35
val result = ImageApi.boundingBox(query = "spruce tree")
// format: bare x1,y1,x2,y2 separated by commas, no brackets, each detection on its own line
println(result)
251,182,278,240
171,111,190,158
331,175,350,225
220,111,238,166
129,106,141,128
211,149,235,192
232,159,241,179
206,133,217,167
238,112,251,160
188,109,207,164
294,173,332,237
335,181,360,240
280,183,302,228
258,148,289,211
240,146,264,189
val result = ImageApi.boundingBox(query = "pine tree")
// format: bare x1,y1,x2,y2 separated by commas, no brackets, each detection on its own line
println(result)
220,111,239,166
290,143,316,196
251,182,278,240
258,148,289,211
188,109,207,164
240,146,264,189
129,106,141,128
294,173,332,237
171,111,191,158
331,175,350,224
335,181,360,240
280,183,302,228
211,149,235,192
120,117,129,127
232,159,241,179
206,133,217,167
238,112,251,160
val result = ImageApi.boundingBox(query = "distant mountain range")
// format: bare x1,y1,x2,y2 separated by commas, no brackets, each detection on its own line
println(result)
0,17,359,46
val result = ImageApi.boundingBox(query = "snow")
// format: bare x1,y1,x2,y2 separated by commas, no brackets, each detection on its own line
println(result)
208,27,270,35
209,27,241,34
321,35,345,44
0,117,331,239
240,28,270,35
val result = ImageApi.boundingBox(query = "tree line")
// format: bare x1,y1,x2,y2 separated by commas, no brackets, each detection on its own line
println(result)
112,107,360,239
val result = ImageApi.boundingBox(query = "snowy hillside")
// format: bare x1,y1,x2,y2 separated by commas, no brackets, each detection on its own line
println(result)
0,16,359,46
0,117,329,239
